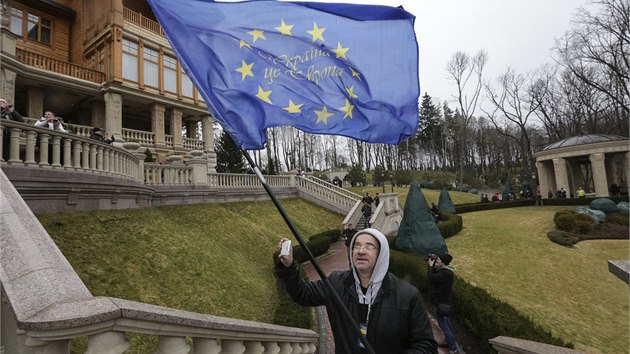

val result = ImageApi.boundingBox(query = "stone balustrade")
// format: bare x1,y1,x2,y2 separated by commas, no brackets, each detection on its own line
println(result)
123,127,156,146
0,120,138,180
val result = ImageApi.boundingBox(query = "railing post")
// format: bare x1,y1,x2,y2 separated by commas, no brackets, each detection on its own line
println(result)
72,140,82,170
89,144,97,171
81,142,90,169
9,127,22,163
220,339,245,354
156,335,190,354
192,338,221,354
62,138,72,169
25,130,38,165
38,133,50,167
23,333,70,354
85,331,131,354
51,135,62,168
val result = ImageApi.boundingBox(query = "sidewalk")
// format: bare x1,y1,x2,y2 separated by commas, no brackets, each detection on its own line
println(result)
303,241,456,354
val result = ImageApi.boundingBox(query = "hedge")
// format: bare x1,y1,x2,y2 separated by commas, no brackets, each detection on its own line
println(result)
456,195,629,214
438,212,463,239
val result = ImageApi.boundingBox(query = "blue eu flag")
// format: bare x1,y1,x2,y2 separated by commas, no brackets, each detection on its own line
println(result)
148,0,420,150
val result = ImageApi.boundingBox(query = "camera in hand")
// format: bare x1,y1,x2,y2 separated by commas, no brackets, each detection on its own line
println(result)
428,253,438,261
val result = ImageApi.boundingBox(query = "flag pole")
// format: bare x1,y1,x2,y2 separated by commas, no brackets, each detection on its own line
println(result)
241,149,376,354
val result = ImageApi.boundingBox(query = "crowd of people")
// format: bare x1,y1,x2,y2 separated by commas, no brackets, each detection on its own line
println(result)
0,97,115,162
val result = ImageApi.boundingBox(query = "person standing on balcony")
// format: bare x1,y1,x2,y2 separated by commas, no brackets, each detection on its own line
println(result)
90,127,115,144
275,229,437,353
34,111,67,133
1,98,24,161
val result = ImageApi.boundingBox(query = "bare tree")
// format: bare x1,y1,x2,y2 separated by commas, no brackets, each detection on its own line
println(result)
446,49,488,189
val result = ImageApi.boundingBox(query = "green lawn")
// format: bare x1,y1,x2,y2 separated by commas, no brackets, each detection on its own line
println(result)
446,206,629,354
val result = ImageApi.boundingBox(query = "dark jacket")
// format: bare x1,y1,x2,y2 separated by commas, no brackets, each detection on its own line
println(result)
342,228,358,247
1,110,24,123
427,266,454,305
274,262,437,354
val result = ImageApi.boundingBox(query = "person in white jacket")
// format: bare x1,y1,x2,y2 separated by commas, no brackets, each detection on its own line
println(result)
34,111,67,133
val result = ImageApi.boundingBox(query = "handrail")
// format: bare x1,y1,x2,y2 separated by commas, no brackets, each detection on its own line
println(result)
123,7,165,36
15,48,105,83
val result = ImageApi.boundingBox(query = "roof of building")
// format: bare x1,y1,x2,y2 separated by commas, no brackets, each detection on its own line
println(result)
542,134,628,151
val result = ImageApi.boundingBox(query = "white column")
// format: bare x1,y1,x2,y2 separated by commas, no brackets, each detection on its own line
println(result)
85,331,131,354
156,336,190,354
169,107,183,148
104,92,123,142
589,153,609,197
552,158,569,193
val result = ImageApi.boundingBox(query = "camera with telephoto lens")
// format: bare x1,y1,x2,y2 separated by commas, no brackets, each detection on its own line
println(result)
428,253,438,261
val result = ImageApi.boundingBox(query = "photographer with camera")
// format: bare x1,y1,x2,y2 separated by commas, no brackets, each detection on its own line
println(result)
1,98,25,161
427,253,459,354
34,111,67,132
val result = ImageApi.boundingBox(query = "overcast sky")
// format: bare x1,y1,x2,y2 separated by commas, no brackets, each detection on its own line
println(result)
307,0,593,107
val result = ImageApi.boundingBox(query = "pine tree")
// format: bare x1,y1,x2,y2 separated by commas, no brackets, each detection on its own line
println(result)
215,131,246,173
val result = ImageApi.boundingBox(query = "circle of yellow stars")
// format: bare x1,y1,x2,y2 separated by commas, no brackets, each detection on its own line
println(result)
234,19,363,125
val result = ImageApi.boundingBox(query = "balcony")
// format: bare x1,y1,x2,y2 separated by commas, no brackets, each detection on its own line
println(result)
15,48,105,84
123,7,164,37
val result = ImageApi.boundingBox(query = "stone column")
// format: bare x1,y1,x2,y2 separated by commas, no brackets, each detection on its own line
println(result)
104,92,123,141
91,100,106,132
187,150,208,186
201,114,217,173
152,103,166,146
168,107,183,148
590,153,609,197
184,119,197,138
27,86,44,119
536,160,550,197
552,158,569,193
1,68,17,106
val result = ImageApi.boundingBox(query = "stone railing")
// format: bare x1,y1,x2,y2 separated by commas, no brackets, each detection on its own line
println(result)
0,168,318,354
489,336,589,354
123,127,155,146
144,162,192,186
184,136,205,150
0,120,139,180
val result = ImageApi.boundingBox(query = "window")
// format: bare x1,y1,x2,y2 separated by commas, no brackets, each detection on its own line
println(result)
163,55,177,93
26,13,51,45
143,47,159,87
98,48,106,73
181,69,193,98
122,39,138,81
10,8,23,36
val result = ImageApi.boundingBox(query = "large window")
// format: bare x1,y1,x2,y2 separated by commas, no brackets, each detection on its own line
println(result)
163,55,177,93
181,69,193,98
9,7,51,45
122,39,138,81
143,47,159,87
10,8,23,36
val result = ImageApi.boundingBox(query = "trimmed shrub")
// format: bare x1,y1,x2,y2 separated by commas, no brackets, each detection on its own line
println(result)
547,230,581,247
574,219,594,234
608,211,629,226
438,212,463,239
590,198,619,214
555,213,576,232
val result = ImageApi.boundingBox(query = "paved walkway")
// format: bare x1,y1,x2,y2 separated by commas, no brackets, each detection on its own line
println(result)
303,241,454,354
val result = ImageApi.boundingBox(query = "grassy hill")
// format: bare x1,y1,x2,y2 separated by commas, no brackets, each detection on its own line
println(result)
38,198,343,323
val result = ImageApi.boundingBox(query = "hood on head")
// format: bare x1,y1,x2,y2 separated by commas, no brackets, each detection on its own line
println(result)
350,228,389,284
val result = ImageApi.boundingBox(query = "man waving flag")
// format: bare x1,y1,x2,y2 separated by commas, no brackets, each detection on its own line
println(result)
148,0,420,150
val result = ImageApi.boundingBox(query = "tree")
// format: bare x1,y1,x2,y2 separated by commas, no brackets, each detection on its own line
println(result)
446,49,488,190
345,164,367,187
215,131,247,173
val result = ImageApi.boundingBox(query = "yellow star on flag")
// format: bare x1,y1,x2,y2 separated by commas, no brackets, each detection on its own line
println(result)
332,42,349,59
236,60,254,81
247,29,266,42
339,99,355,119
256,86,272,104
315,106,334,124
275,19,294,36
345,85,359,99
349,67,361,80
307,22,326,42
283,100,303,113
239,40,252,49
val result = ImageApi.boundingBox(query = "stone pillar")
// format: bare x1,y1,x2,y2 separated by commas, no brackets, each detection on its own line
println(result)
201,114,217,173
187,150,208,185
1,68,17,106
92,100,106,132
552,158,569,194
152,103,166,146
104,92,123,141
184,119,198,138
535,161,550,197
590,153,609,197
27,86,44,119
169,107,183,148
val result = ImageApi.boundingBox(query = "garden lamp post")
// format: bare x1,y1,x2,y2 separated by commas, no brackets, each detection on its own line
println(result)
381,172,385,193
390,173,394,192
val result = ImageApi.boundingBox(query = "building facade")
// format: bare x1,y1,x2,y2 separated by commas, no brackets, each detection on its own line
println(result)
0,0,215,163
